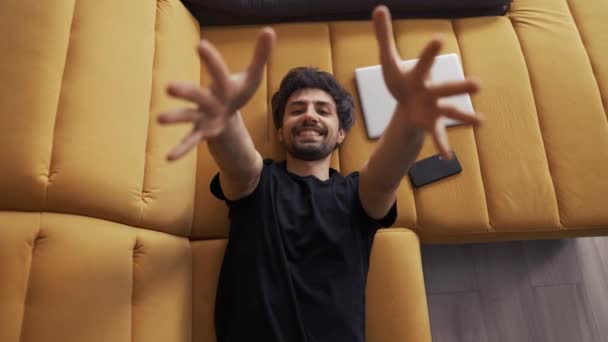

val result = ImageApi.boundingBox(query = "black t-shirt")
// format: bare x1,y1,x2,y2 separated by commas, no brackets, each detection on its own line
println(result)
210,159,397,342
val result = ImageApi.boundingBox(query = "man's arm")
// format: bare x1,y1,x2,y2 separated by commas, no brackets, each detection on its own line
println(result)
359,7,483,220
359,109,424,220
206,112,262,199
158,28,275,200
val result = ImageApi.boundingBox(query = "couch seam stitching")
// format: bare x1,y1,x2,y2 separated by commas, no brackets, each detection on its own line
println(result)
43,0,78,212
17,212,43,342
138,2,160,227
130,233,140,342
189,4,202,242
507,10,564,230
450,19,495,233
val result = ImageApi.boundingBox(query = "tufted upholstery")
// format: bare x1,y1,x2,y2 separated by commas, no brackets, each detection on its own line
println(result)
0,0,431,341
193,0,606,337
0,0,200,235
194,0,608,244
3,0,607,341
0,0,200,341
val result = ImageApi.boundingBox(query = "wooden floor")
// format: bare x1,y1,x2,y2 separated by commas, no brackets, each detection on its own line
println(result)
421,237,608,342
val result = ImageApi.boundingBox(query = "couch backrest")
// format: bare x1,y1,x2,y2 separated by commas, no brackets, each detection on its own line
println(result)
0,0,200,237
1,2,203,342
191,0,608,243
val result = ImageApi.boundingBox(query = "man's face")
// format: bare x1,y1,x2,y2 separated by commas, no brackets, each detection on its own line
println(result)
278,88,345,161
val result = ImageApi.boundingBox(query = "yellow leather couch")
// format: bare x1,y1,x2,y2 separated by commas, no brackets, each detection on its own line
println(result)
0,0,429,341
2,0,607,341
199,0,608,244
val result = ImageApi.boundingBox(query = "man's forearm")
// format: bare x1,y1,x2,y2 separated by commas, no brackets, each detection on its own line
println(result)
207,111,263,198
365,108,424,191
359,105,424,218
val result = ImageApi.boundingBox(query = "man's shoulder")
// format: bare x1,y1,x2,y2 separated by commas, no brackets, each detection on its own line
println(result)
334,169,360,184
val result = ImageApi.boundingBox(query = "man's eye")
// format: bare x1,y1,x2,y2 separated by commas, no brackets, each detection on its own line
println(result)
292,109,304,115
318,110,329,116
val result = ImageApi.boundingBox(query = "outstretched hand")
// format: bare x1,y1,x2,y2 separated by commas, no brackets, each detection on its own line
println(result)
372,6,483,160
158,28,276,161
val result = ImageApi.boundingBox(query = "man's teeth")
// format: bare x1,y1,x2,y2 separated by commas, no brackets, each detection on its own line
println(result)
298,129,321,136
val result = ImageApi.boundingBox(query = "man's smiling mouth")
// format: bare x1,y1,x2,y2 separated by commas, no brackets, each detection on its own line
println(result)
297,129,323,137
293,125,327,139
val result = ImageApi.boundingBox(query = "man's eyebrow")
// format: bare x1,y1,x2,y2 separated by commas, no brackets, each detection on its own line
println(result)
315,101,334,109
287,100,308,107
287,100,334,108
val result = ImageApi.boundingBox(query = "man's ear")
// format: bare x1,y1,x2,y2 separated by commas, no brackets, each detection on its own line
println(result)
337,128,345,144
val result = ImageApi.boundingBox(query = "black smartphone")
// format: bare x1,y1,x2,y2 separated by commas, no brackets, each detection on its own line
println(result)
408,153,462,188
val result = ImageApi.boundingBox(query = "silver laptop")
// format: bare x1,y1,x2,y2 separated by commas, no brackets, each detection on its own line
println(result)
355,53,475,139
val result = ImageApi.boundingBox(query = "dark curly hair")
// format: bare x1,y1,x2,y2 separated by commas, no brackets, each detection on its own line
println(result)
271,67,355,132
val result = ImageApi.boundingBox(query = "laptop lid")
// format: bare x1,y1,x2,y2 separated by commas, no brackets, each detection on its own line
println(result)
355,53,474,139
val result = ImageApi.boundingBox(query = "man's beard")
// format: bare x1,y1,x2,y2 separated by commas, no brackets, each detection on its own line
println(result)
283,124,338,161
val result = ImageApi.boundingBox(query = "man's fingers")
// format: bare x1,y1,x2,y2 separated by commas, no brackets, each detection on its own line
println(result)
429,78,480,98
166,84,219,114
157,107,200,125
432,122,453,160
167,130,205,162
372,5,401,75
167,81,207,104
198,39,231,97
413,37,443,81
438,104,485,126
245,27,276,86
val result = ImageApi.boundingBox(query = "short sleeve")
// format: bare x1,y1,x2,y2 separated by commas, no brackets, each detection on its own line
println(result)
209,159,274,206
210,172,227,200
346,172,398,229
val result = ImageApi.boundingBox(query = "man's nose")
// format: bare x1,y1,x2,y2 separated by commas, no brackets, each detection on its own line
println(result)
302,106,319,123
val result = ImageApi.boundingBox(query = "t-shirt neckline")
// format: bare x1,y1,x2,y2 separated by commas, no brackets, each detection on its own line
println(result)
278,160,339,183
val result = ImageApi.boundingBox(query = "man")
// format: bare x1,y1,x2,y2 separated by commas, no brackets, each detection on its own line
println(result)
158,6,483,342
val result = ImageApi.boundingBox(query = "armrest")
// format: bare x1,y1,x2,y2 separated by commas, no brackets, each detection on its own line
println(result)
367,228,431,342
